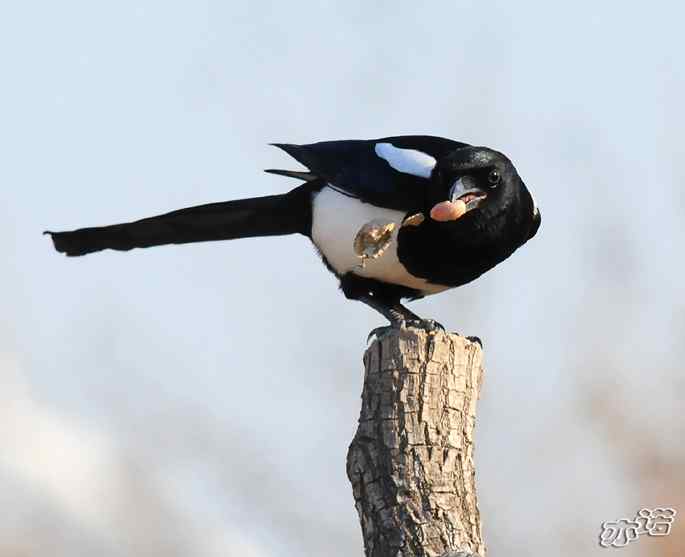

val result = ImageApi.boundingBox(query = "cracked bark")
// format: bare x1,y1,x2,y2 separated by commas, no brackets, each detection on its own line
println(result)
346,327,485,557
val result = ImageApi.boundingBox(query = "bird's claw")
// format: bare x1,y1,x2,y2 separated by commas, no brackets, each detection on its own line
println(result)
367,322,482,347
367,325,394,343
466,335,483,348
403,318,445,332
367,319,445,343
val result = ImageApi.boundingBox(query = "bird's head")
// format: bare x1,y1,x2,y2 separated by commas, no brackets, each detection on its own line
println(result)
431,146,541,242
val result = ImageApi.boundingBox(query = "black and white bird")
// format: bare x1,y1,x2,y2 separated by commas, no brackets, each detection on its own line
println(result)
45,135,541,328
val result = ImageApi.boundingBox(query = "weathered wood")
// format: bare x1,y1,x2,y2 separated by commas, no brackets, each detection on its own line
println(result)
347,326,485,557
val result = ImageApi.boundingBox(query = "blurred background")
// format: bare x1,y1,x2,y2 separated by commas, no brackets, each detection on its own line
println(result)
1,1,683,555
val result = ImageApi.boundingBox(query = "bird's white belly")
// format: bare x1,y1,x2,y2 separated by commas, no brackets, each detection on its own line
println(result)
311,186,449,294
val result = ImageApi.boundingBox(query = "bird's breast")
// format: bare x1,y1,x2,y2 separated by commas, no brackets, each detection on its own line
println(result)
310,186,449,295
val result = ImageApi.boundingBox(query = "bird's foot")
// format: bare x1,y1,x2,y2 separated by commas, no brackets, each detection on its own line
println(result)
367,325,394,343
403,318,445,333
367,319,445,343
466,335,483,348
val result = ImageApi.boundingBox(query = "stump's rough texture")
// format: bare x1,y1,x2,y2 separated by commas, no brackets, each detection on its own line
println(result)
346,327,485,557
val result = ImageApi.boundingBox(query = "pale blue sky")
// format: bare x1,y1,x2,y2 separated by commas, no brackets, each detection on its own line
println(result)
2,2,684,556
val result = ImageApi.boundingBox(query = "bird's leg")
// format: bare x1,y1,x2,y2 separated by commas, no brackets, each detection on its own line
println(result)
357,294,418,325
358,295,444,342
339,274,444,339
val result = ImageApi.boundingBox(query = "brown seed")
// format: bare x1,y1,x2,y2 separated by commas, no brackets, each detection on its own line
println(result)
353,219,397,264
401,212,425,227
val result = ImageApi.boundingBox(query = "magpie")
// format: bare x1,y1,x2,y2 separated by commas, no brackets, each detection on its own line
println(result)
45,135,541,328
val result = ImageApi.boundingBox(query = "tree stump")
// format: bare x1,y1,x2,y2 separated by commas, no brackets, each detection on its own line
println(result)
346,326,485,557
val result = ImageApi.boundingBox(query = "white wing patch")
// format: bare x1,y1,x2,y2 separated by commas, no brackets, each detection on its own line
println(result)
374,142,436,179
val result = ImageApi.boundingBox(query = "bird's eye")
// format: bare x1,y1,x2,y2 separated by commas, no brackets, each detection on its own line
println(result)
487,169,501,187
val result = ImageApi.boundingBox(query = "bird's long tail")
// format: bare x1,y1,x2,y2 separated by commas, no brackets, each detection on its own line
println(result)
45,184,314,257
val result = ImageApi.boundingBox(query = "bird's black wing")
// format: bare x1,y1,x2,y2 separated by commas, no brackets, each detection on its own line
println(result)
268,135,469,211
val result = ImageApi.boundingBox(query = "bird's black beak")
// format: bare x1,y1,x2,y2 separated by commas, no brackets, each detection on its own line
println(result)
448,176,487,211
